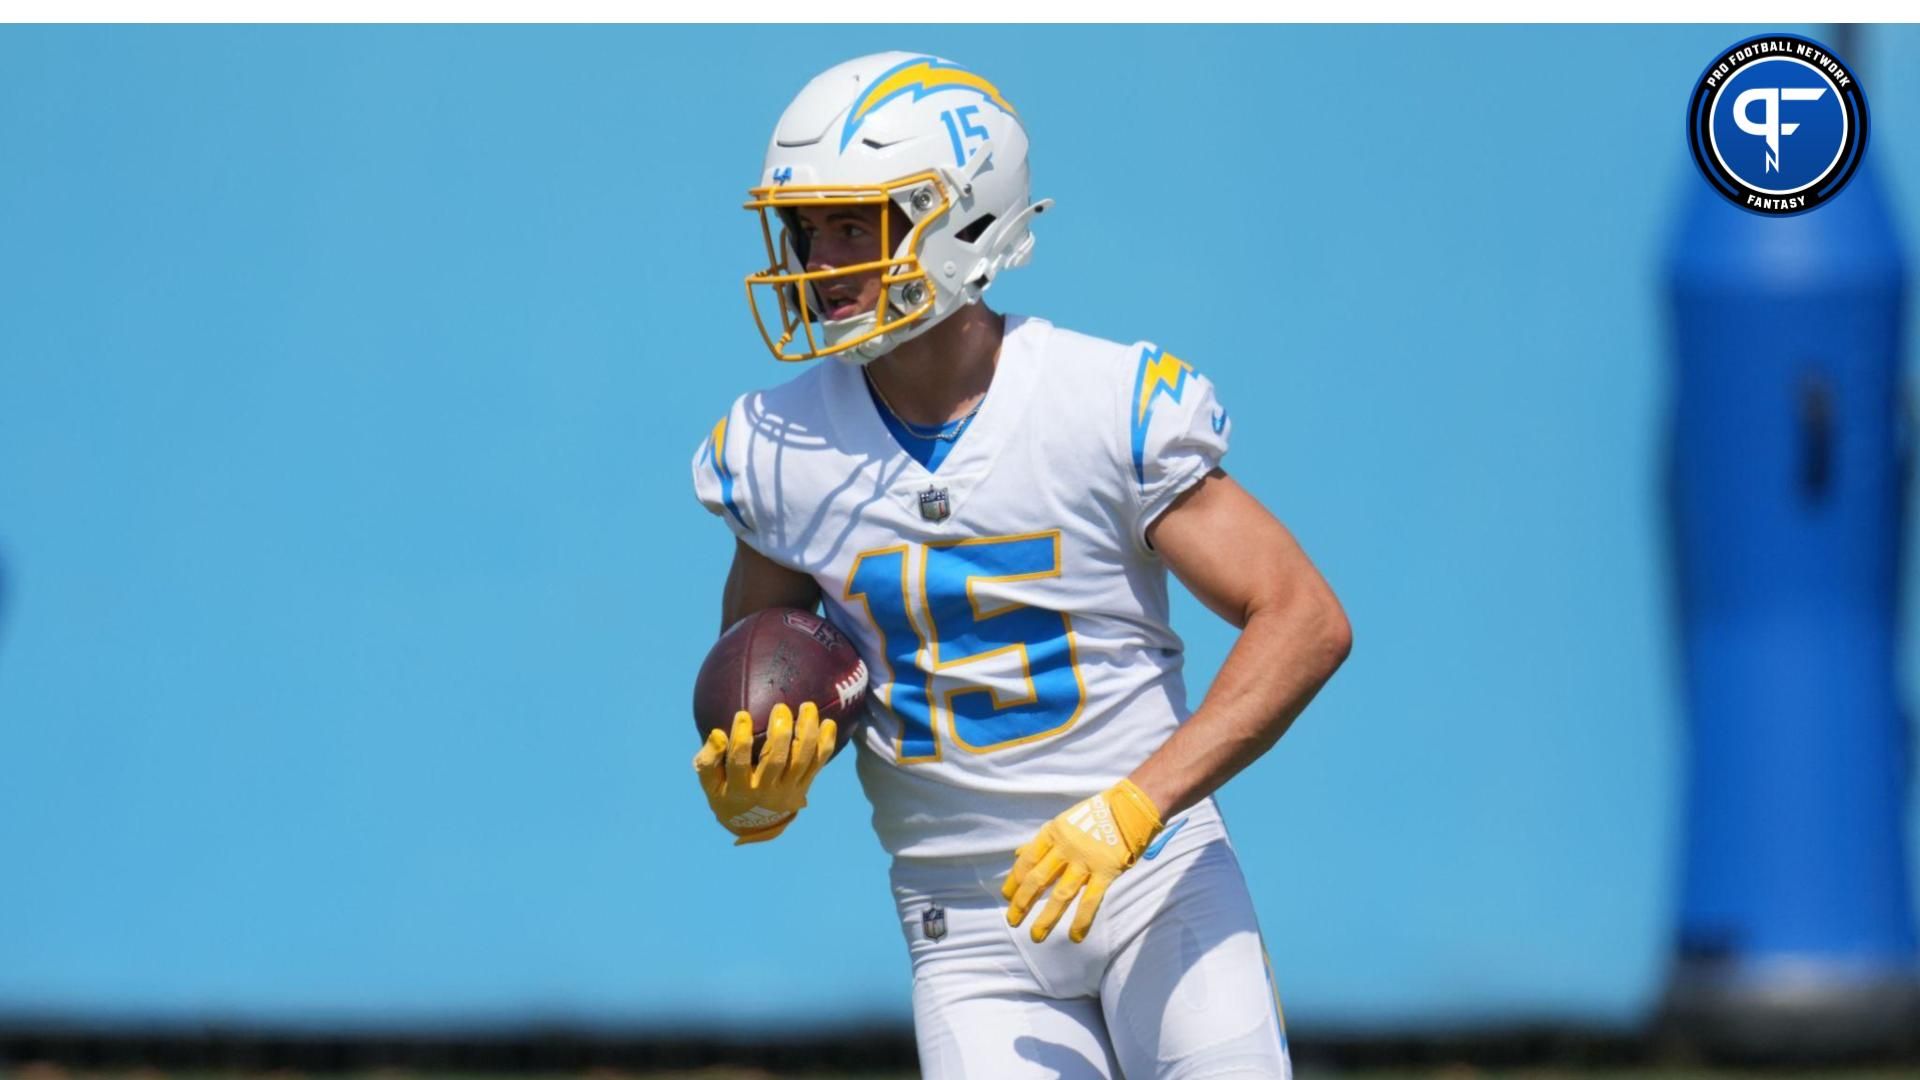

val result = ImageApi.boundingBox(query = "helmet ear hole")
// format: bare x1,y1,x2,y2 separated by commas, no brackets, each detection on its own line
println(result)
954,214,996,245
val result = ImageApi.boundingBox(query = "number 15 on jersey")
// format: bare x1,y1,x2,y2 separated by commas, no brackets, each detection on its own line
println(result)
844,530,1087,763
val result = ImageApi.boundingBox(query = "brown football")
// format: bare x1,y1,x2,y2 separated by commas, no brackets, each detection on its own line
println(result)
692,607,869,759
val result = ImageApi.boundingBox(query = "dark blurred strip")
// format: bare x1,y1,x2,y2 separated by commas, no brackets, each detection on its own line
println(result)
7,1021,1918,1073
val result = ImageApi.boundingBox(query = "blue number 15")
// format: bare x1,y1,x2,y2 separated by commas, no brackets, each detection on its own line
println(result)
845,531,1086,762
940,105,988,168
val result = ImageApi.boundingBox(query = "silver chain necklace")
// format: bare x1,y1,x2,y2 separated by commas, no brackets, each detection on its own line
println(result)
865,369,984,443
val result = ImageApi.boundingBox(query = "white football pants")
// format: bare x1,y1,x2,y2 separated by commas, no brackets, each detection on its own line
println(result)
889,800,1292,1079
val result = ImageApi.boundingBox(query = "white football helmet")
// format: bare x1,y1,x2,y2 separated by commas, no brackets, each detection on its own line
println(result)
744,52,1052,363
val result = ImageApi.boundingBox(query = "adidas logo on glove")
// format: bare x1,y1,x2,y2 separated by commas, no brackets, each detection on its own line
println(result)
1066,794,1122,848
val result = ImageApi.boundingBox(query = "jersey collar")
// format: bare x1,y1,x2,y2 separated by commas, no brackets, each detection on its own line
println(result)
823,315,1046,488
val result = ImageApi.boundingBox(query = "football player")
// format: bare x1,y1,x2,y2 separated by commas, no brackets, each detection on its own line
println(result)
691,52,1350,1079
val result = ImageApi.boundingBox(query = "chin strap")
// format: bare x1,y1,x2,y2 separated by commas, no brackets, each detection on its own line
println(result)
849,335,890,363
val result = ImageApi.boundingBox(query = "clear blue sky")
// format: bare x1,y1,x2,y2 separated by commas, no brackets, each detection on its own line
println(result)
1,24,1916,1031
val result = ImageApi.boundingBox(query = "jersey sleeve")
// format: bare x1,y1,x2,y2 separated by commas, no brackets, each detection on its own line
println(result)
690,399,758,544
1123,343,1231,552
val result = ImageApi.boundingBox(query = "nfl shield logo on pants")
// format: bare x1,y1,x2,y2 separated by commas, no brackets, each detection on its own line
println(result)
922,905,947,942
919,486,951,522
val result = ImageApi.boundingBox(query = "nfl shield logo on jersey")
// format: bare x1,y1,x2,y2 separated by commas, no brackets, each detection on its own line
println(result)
921,905,947,942
919,485,951,522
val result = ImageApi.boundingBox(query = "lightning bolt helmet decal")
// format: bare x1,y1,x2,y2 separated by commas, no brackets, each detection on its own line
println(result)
840,56,1018,152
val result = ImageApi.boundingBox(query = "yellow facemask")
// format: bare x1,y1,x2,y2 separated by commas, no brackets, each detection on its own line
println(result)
743,170,953,363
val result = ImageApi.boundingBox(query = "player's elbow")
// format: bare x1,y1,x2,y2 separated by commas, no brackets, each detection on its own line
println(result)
1316,594,1353,680
1279,581,1351,684
1246,576,1350,684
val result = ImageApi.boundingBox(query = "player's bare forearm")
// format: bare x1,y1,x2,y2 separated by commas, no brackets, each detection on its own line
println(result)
1128,595,1347,816
1130,470,1351,817
720,537,821,633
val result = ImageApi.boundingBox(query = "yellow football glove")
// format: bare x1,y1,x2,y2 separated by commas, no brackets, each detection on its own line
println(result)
1002,779,1164,943
693,701,837,846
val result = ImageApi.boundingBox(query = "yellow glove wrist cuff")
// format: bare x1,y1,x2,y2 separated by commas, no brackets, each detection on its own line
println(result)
1108,778,1165,861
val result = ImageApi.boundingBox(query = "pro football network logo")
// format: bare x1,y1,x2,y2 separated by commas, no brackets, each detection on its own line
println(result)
1686,34,1868,216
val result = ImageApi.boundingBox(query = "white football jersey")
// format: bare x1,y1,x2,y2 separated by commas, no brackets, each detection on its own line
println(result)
691,316,1231,858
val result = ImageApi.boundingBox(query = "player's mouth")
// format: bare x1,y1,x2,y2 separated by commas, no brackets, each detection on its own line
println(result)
820,287,865,321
